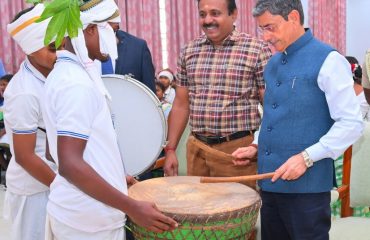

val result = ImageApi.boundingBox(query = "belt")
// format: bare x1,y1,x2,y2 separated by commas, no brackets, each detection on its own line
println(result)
193,131,254,145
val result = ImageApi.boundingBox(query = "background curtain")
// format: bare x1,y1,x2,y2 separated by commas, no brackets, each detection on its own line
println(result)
116,0,163,72
309,0,346,54
0,0,348,73
0,1,31,74
165,0,258,72
235,0,257,36
165,0,201,72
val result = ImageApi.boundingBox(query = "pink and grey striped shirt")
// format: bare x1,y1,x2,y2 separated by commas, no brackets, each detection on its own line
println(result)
176,29,271,135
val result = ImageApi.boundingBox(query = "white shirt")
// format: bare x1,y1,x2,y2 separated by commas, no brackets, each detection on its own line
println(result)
42,50,127,232
4,58,56,195
357,92,370,121
254,51,364,162
362,49,370,89
164,87,176,104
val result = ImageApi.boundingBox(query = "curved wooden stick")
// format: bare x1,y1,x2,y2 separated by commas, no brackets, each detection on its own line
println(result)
200,172,275,183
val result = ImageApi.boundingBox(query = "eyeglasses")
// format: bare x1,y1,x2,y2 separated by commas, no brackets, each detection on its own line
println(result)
257,20,284,35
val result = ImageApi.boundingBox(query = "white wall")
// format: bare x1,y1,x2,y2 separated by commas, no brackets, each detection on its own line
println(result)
346,0,370,64
301,0,309,27
303,0,368,64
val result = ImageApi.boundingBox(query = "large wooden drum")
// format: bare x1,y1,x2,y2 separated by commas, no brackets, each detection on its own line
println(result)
128,176,261,239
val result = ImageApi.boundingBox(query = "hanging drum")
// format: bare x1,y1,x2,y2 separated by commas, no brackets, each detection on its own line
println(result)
102,74,167,176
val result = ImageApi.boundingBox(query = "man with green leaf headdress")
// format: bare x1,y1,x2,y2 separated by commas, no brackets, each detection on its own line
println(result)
39,0,178,239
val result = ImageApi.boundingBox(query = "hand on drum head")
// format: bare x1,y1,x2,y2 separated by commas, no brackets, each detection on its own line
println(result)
231,146,257,166
127,200,178,233
163,151,178,176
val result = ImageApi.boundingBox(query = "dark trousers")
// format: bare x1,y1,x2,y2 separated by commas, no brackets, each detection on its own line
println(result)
261,191,331,240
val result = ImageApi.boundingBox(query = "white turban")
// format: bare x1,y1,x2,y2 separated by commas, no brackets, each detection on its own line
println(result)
97,7,120,64
98,22,118,63
71,0,119,99
158,70,174,83
7,4,50,55
79,0,119,25
94,22,117,74
109,15,121,23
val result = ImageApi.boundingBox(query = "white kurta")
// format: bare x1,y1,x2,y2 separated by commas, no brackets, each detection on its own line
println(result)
42,50,127,233
3,58,56,240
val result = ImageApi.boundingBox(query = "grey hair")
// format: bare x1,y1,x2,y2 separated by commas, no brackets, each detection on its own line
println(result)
252,0,304,25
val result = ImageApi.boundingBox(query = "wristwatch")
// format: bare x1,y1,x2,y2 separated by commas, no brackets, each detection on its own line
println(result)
301,150,313,168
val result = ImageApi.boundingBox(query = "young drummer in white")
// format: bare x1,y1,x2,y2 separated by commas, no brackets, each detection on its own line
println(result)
3,4,57,240
41,0,177,239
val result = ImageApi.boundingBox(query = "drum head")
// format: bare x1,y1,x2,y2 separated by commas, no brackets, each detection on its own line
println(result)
102,75,167,176
129,176,260,215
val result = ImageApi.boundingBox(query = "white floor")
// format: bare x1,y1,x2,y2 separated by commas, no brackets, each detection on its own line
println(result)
0,185,11,239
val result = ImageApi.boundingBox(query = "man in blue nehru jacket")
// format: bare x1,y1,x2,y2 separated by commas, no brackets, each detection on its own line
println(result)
232,0,364,239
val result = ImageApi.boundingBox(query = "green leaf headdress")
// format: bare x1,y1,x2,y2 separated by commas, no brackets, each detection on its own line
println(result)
26,0,83,48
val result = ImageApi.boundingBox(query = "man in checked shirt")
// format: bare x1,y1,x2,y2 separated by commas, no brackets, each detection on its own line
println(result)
164,0,271,188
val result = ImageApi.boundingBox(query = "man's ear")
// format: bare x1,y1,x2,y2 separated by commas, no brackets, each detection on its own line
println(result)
288,9,301,24
84,24,97,36
231,8,238,21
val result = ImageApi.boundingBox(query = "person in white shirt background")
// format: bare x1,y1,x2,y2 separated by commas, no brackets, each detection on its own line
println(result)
157,69,176,104
361,50,370,107
0,74,13,183
346,56,370,121
3,4,57,240
155,81,172,120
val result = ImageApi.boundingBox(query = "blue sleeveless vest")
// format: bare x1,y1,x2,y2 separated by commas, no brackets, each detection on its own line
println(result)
258,29,335,193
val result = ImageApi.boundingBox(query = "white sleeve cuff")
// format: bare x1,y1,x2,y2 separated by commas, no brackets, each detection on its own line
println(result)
252,129,260,145
305,143,332,162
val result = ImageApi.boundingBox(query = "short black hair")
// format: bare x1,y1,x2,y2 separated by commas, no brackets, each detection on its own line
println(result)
155,81,166,92
253,0,304,25
11,6,35,23
345,56,362,84
197,0,237,15
0,74,14,83
345,56,359,65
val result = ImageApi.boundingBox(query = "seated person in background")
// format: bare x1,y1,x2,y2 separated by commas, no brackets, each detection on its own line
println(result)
157,69,176,104
155,81,172,120
346,56,370,120
362,50,370,105
0,74,13,95
0,74,13,173
0,74,13,107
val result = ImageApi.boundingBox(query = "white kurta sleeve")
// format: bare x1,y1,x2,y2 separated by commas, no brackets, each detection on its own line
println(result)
306,51,364,162
5,93,39,134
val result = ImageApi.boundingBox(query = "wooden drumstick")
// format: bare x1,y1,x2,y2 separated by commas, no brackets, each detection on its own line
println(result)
200,172,275,183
